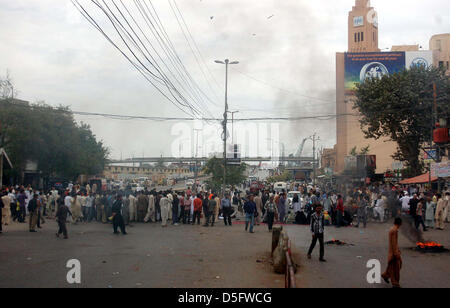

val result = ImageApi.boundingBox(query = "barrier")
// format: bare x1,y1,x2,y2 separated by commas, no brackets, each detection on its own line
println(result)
285,240,296,288
272,226,296,288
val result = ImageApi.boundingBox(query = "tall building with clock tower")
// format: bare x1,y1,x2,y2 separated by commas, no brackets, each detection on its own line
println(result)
348,0,379,52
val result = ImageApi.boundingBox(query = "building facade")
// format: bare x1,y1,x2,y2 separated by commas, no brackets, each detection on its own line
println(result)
103,165,192,182
335,1,449,175
430,33,450,74
348,0,379,53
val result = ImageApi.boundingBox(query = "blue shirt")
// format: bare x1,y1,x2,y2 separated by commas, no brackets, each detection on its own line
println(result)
244,200,256,214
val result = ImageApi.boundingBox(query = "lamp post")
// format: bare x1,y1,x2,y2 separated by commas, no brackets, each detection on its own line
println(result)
228,110,239,146
307,133,320,187
215,59,239,196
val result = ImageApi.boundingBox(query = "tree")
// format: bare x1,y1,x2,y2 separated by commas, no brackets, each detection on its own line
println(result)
0,99,109,183
354,66,450,176
202,157,247,192
267,170,291,183
360,145,370,155
349,146,358,156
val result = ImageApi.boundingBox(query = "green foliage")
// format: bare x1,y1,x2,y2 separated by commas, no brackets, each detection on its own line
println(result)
349,146,358,156
360,145,370,155
202,157,247,192
354,66,450,176
0,99,109,181
267,170,291,183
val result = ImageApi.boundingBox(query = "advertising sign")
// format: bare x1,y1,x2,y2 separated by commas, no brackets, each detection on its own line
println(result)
345,52,406,93
405,51,433,69
431,161,450,178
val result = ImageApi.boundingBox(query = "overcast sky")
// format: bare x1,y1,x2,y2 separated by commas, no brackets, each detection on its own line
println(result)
0,0,449,160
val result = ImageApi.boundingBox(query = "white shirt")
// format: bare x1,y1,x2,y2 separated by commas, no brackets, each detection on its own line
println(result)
64,196,72,208
400,196,411,210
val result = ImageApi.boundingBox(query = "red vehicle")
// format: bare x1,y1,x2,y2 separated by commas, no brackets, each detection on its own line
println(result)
250,181,264,194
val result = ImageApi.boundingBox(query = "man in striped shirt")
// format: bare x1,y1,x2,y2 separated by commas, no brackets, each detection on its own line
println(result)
307,203,326,262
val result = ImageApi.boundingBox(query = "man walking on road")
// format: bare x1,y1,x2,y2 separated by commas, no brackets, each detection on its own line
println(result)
28,194,40,232
307,204,326,262
112,195,127,235
221,193,232,226
254,193,263,226
56,199,72,239
204,194,217,227
382,217,402,288
244,194,257,233
435,193,448,230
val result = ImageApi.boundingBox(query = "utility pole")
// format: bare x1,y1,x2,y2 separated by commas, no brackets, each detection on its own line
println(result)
308,133,320,187
194,128,201,193
228,110,239,146
215,59,239,196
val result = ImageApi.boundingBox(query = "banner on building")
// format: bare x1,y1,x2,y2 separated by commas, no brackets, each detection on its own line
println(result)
431,161,450,178
344,51,433,94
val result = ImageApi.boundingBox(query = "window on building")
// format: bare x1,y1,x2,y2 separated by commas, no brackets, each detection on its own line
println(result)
358,32,360,42
436,40,442,51
447,61,449,70
361,32,364,41
373,32,375,42
439,61,444,68
354,33,357,43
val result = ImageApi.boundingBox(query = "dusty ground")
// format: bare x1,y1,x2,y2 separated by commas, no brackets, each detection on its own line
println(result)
285,221,450,288
0,217,285,288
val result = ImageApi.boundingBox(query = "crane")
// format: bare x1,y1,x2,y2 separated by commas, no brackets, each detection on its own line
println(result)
294,138,308,157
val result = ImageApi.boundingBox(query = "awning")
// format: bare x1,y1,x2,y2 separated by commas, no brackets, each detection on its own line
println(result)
399,172,438,185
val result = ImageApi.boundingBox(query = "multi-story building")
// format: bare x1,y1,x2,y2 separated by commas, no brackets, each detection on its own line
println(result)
103,165,192,182
334,0,449,175
430,33,450,74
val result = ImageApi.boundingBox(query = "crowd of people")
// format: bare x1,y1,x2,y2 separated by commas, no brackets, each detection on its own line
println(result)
285,183,449,232
1,182,448,241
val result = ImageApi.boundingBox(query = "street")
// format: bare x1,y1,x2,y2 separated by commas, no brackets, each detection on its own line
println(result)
0,219,284,288
285,222,450,288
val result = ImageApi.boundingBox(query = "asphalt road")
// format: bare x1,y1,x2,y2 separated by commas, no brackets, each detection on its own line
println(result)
285,221,450,288
0,217,284,288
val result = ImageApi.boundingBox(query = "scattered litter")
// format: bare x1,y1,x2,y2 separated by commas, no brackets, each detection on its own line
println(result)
27,257,32,261
215,276,220,279
113,272,119,275
136,283,143,286
102,260,107,263
146,254,151,257
107,285,112,288
325,239,354,246
256,260,263,263
356,256,362,259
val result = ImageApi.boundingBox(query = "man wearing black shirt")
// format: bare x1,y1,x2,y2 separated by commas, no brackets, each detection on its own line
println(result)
112,195,127,235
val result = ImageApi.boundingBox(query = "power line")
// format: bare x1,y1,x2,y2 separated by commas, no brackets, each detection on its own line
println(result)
71,0,197,118
73,0,214,119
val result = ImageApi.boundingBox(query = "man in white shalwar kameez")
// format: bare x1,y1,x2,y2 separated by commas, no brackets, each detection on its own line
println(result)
167,192,173,221
128,193,137,222
144,193,155,223
160,193,170,227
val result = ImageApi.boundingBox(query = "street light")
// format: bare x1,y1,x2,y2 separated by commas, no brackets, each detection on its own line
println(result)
227,110,239,145
215,59,239,196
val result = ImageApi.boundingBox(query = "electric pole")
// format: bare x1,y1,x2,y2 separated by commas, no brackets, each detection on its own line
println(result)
215,59,239,196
